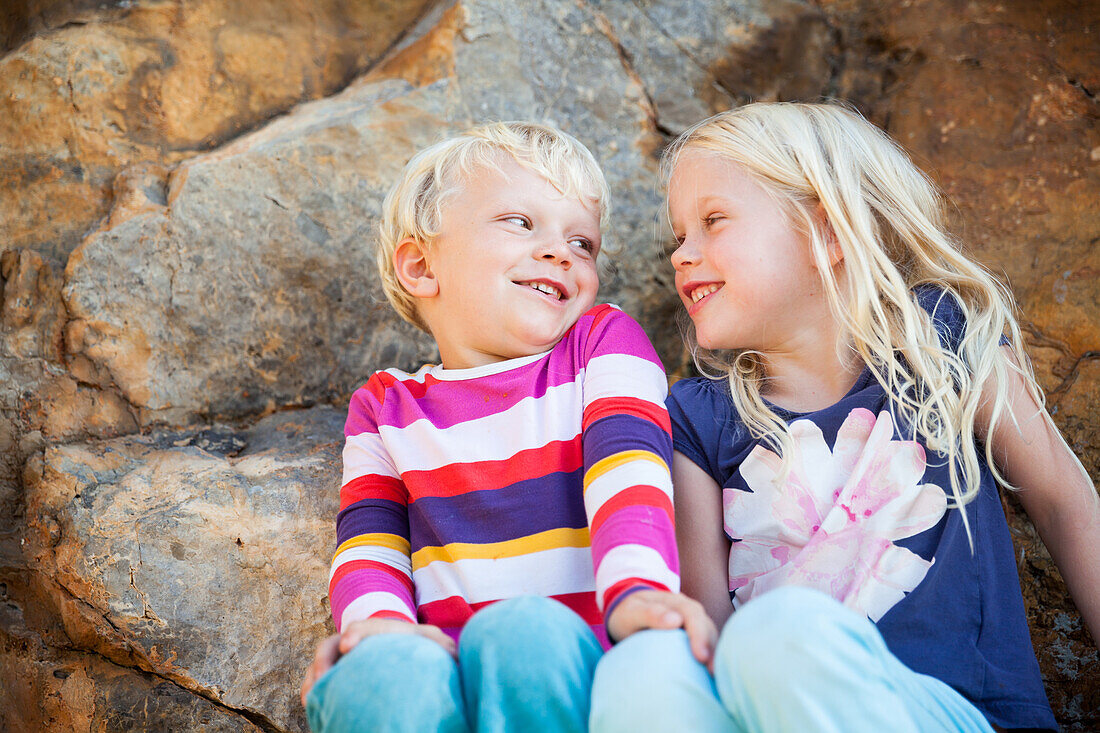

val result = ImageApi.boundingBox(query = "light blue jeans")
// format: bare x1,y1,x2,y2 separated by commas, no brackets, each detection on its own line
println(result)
590,586,994,733
306,596,604,733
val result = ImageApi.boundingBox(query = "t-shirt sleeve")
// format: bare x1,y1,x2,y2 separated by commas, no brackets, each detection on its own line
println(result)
578,306,680,625
327,377,416,632
915,284,1009,354
667,378,725,479
915,285,968,354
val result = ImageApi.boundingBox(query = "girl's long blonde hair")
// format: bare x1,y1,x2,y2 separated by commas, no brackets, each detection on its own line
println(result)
662,102,1041,534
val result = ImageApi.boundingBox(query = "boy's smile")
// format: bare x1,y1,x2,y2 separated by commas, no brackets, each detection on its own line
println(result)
415,156,601,370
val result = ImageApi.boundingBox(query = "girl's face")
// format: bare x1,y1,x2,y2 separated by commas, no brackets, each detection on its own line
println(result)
668,151,831,354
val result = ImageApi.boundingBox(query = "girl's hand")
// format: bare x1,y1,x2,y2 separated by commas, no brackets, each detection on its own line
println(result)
299,618,455,706
606,589,718,668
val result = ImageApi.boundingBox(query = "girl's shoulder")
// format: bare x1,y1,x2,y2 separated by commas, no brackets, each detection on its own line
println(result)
913,284,968,354
667,377,742,480
668,375,734,414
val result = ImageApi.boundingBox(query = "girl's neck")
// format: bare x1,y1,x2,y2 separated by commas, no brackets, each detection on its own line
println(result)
758,323,864,415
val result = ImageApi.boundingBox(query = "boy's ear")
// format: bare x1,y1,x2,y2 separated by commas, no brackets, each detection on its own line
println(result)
814,204,844,268
393,237,439,298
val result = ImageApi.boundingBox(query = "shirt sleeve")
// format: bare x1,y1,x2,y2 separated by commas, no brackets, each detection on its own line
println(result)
667,378,723,480
327,377,416,632
578,306,680,624
915,285,968,354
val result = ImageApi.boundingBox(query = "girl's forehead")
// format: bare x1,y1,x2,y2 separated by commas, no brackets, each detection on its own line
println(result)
669,152,757,199
672,150,743,182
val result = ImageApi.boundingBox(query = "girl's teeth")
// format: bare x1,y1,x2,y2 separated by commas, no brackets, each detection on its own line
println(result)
691,284,719,303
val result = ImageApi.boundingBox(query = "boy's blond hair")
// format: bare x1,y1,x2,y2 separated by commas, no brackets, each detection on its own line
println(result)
378,122,611,332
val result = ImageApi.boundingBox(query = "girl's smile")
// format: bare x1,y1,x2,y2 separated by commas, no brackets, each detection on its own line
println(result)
667,151,831,355
681,280,724,315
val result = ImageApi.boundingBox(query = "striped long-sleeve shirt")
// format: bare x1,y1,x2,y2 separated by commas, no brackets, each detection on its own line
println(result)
329,304,679,645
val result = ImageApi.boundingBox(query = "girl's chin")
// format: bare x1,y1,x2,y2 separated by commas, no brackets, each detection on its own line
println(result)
695,330,739,352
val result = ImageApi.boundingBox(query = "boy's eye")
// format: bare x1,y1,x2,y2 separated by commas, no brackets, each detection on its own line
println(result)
503,215,531,229
571,238,596,255
703,215,724,228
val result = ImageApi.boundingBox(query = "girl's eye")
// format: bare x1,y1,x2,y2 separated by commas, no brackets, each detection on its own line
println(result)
703,215,724,228
502,215,531,229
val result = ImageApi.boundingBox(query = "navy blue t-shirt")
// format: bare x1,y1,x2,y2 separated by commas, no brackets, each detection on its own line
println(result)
667,288,1056,730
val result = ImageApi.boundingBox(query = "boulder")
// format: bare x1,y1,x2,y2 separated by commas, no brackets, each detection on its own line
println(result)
21,406,344,731
0,0,434,261
60,0,833,425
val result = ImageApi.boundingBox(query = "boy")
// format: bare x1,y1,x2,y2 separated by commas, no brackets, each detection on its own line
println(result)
301,122,713,732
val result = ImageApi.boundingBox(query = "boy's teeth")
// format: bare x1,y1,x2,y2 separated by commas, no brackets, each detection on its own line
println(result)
524,281,562,299
691,284,720,303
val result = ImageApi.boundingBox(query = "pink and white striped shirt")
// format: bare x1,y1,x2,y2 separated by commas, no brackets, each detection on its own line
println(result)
328,304,679,645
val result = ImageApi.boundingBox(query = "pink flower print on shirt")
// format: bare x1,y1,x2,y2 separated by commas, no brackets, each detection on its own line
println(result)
725,408,947,622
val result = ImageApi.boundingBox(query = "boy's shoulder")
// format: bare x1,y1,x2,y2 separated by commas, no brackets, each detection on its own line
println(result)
570,303,657,358
349,364,435,410
362,363,434,390
570,302,625,336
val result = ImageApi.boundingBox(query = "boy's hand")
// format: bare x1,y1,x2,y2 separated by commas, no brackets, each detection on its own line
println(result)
606,590,717,668
300,618,455,707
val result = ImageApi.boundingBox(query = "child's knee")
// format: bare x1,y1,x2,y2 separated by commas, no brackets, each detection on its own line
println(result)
591,629,723,733
593,628,698,701
307,633,463,733
319,633,456,697
715,585,873,686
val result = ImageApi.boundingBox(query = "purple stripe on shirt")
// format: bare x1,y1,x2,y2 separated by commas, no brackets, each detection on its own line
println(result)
336,498,410,545
584,414,673,466
409,468,587,547
365,311,624,431
344,390,382,437
374,357,583,430
330,567,415,629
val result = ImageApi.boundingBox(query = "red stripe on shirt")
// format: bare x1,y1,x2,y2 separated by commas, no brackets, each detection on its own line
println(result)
329,559,414,597
419,591,603,631
602,577,668,612
589,485,674,537
584,396,671,433
403,437,583,500
340,474,407,510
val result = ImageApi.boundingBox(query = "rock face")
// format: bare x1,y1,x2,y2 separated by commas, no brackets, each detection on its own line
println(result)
0,0,434,262
20,407,343,732
1,0,1097,730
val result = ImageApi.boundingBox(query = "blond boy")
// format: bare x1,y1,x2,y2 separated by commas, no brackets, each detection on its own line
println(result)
301,123,713,732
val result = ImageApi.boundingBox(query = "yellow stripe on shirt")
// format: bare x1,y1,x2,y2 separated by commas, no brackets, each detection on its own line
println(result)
583,449,669,491
334,533,411,558
411,526,591,568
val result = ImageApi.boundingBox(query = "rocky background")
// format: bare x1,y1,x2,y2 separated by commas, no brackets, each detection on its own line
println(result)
0,0,1096,730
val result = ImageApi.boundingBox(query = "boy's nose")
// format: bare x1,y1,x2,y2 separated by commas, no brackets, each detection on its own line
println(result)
536,239,572,267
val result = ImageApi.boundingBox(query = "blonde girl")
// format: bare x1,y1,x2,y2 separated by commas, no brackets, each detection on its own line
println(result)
589,102,1098,732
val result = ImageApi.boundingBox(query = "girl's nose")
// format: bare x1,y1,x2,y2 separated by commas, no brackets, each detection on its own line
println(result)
670,239,696,270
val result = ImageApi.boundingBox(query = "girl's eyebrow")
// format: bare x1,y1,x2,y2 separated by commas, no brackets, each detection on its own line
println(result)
693,194,733,210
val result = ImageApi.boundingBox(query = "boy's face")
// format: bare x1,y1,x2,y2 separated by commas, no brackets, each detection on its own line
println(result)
421,156,601,369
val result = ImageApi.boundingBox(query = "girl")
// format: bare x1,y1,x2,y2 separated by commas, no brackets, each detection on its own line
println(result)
589,102,1099,732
